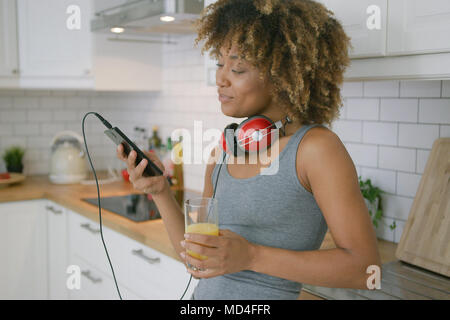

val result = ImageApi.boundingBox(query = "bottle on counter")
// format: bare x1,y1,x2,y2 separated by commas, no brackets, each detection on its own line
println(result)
162,137,175,180
172,136,184,207
148,125,162,154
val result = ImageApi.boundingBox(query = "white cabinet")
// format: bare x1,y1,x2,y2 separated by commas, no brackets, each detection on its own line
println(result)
15,0,94,88
0,200,196,300
67,209,197,300
46,201,70,300
0,200,48,299
0,0,19,81
316,0,450,80
387,0,450,55
318,0,388,58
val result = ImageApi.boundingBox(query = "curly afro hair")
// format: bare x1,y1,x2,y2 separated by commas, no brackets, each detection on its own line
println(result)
193,0,352,126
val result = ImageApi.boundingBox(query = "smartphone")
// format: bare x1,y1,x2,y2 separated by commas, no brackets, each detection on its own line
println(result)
104,126,173,185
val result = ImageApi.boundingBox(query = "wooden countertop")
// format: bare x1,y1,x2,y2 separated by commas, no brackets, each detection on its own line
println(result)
0,174,398,300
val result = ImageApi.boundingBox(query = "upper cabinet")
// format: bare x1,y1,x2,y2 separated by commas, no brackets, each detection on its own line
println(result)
0,0,94,89
387,0,450,56
318,0,388,59
0,0,162,91
0,0,19,87
16,0,93,88
318,0,450,81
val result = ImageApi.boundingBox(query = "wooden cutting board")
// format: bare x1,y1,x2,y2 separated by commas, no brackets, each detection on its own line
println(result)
396,138,450,277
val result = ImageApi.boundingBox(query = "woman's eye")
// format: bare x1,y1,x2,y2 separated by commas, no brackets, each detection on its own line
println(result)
216,64,245,74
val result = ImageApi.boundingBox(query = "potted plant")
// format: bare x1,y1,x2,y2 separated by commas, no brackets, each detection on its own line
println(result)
359,176,396,231
2,146,25,173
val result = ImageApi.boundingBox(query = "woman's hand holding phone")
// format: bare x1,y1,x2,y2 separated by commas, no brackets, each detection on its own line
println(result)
116,143,169,195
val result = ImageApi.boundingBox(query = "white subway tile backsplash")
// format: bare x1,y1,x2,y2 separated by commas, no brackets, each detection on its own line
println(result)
13,123,40,136
398,123,439,149
362,121,397,146
330,120,362,143
442,81,450,97
440,125,450,137
381,193,414,221
397,172,422,198
346,98,379,120
27,110,53,122
64,97,89,109
380,99,418,123
39,96,64,109
345,143,378,167
400,80,441,98
364,81,399,97
416,149,431,174
419,99,450,124
40,123,65,136
360,167,396,194
0,97,13,109
0,123,12,135
379,146,416,172
53,111,78,121
1,136,26,148
27,136,52,149
341,82,363,97
13,96,39,109
0,110,27,123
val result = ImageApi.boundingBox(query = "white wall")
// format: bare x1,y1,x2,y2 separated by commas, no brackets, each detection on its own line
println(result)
0,34,449,243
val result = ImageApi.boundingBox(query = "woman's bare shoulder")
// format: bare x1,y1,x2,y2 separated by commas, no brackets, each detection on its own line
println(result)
296,126,347,191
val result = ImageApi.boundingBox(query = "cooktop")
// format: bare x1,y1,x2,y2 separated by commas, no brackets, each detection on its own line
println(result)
82,193,161,222
81,190,201,222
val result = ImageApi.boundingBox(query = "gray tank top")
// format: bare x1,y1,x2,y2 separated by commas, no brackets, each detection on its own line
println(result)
192,124,328,300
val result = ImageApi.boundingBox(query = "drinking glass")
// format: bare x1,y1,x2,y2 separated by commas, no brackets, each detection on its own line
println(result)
184,197,219,271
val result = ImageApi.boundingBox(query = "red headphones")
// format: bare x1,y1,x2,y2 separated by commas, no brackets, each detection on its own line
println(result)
220,115,292,157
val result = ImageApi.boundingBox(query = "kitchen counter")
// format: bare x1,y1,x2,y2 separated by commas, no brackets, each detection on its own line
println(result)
0,174,201,262
0,174,398,300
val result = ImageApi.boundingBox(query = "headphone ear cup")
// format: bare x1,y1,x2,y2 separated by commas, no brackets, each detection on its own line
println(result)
236,115,275,154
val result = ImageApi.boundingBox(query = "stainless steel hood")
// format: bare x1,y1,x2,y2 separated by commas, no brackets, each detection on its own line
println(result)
91,0,204,39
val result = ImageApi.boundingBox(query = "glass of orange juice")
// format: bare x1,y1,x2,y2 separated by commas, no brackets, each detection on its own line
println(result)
184,197,219,271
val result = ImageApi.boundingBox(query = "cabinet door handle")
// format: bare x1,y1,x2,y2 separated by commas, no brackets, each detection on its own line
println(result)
46,205,63,215
80,223,101,234
81,270,102,284
132,249,160,264
12,68,20,74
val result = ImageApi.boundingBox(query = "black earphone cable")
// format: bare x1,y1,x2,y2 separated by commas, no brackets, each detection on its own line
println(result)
179,151,227,300
82,112,122,300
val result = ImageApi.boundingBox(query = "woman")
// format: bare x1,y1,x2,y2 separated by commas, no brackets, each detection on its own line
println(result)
117,0,381,300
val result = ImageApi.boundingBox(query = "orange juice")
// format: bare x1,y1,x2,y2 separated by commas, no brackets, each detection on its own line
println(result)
185,223,219,260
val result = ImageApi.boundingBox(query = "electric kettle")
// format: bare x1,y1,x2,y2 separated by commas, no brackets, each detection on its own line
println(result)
49,131,88,184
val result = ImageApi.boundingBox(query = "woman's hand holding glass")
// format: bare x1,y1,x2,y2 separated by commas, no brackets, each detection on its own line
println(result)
180,229,257,279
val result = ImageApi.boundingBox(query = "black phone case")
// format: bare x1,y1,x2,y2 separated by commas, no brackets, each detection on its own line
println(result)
104,127,163,178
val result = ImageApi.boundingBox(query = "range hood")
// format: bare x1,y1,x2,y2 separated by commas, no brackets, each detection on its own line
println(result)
91,0,204,39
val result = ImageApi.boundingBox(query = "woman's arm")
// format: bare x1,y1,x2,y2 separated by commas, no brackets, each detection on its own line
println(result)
183,128,381,290
250,128,381,289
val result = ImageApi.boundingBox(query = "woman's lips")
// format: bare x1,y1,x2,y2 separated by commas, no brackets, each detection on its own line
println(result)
219,94,233,103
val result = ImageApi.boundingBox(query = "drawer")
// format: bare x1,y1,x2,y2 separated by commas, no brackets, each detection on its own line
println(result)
118,235,195,299
67,210,126,277
68,254,140,300
69,254,120,300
